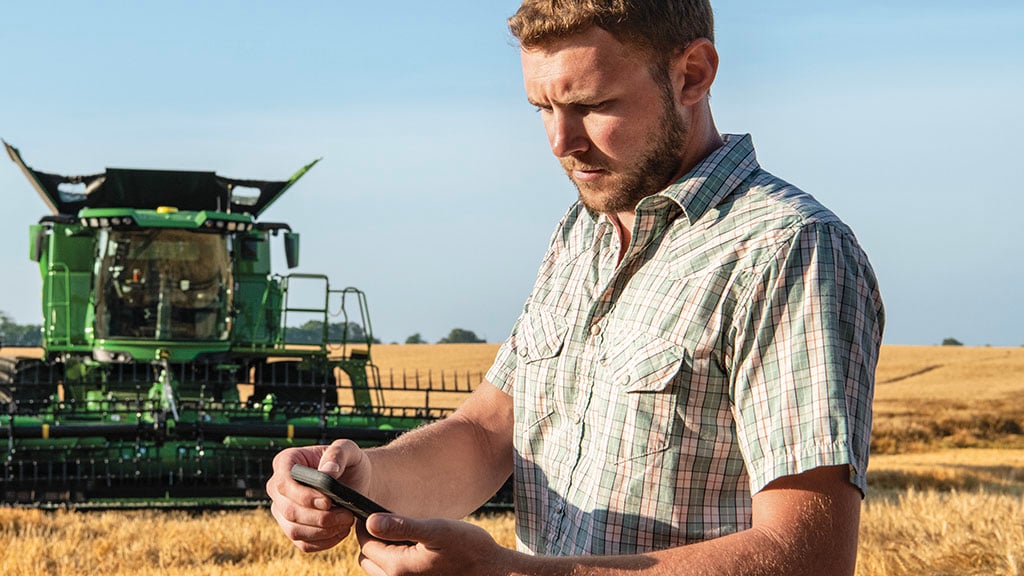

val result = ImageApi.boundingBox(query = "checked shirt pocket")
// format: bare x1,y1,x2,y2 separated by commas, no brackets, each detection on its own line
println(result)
520,307,568,364
603,332,688,465
517,307,568,433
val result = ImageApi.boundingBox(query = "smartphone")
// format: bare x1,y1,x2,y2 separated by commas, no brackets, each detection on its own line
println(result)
290,464,415,546
290,464,392,520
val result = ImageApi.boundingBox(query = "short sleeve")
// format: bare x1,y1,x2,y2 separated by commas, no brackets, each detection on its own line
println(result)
729,221,885,495
486,313,523,396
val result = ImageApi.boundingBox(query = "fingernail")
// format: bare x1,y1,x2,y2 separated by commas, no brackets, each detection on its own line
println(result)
318,461,341,475
370,513,393,533
313,497,331,511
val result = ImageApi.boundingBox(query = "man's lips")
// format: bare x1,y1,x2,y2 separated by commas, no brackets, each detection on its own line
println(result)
572,168,604,182
562,161,608,182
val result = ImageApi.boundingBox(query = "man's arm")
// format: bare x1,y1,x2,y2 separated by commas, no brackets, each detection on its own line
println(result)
357,379,515,518
359,464,861,576
267,380,514,552
638,464,861,576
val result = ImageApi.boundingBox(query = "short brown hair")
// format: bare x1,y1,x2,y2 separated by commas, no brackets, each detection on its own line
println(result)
508,0,714,56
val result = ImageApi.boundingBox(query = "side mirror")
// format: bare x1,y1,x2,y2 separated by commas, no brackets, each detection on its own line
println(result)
284,232,300,269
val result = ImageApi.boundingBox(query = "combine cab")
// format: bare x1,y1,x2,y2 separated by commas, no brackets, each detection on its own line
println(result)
1,142,473,506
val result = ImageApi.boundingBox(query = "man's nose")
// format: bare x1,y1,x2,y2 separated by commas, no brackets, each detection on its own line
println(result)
548,111,588,158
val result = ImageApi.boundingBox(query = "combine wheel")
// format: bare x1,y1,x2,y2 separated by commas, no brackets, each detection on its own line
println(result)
0,356,59,412
251,361,337,412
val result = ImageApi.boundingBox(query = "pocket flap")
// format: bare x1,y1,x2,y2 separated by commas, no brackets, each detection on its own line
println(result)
520,308,568,363
608,332,686,393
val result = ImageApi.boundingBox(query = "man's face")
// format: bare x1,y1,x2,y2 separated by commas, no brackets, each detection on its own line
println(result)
521,27,687,214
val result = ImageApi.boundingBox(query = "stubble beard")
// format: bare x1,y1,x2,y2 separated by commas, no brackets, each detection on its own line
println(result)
564,95,688,215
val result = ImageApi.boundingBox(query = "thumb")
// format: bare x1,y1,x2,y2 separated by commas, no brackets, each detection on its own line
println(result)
366,514,435,546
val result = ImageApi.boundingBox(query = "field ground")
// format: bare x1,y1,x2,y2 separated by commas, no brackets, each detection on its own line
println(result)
2,344,1023,575
366,343,501,375
872,346,1024,456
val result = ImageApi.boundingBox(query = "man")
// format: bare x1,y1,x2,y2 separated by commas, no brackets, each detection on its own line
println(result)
267,1,885,574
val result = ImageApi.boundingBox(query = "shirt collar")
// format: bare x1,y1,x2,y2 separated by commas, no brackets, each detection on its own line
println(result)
657,133,760,225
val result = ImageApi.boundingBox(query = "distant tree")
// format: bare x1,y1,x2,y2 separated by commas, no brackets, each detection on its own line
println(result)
286,321,380,344
941,337,964,346
438,328,485,344
0,311,42,347
405,333,426,344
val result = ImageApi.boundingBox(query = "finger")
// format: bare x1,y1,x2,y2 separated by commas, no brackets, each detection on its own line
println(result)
357,518,419,574
271,445,327,476
286,529,347,554
269,472,357,532
268,446,333,510
266,446,358,550
358,551,389,576
365,513,431,546
317,439,372,487
270,501,356,554
270,496,355,539
268,465,332,513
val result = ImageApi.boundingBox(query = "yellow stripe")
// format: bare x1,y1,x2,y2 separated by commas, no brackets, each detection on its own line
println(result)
287,424,295,440
41,423,50,439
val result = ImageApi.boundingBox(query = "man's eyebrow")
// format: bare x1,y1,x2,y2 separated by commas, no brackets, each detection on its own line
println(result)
526,95,602,108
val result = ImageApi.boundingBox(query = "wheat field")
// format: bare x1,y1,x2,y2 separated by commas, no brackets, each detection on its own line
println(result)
2,344,1023,575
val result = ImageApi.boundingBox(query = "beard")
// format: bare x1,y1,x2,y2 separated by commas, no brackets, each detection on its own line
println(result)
562,93,687,215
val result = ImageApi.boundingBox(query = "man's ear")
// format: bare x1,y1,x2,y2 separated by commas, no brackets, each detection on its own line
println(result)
669,38,719,107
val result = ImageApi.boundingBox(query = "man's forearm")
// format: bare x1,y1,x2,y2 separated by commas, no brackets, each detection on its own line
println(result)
364,381,514,519
503,465,860,576
508,528,827,576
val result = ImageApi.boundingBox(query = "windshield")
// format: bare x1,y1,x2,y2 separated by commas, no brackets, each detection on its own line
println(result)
95,229,232,341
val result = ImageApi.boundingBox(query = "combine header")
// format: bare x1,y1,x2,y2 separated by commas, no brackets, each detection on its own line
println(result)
1,142,473,506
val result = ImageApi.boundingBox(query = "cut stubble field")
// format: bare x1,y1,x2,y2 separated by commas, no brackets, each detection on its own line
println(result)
2,344,1023,575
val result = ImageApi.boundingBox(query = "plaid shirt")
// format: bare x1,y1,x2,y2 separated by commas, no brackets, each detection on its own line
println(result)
486,134,885,556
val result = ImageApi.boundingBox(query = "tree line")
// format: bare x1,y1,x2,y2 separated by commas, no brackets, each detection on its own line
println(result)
405,328,486,344
286,322,487,345
0,312,42,346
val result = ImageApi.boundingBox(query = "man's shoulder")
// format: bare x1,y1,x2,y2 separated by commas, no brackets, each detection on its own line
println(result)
719,168,851,236
674,167,865,279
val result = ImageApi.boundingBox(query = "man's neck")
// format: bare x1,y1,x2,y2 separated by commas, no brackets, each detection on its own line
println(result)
607,124,725,265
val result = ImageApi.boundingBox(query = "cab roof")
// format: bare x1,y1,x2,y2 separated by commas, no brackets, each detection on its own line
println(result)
4,140,318,218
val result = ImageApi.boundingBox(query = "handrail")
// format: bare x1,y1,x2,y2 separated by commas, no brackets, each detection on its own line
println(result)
278,273,330,352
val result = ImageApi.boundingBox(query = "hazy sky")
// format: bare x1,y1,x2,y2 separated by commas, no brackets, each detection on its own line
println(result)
1,1,1022,346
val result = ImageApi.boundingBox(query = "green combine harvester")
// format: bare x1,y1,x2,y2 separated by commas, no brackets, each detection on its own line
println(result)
0,141,473,507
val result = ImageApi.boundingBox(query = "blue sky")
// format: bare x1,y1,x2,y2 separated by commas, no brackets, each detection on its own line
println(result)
1,1,1022,346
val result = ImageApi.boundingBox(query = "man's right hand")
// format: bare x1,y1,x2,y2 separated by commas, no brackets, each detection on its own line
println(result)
266,439,374,552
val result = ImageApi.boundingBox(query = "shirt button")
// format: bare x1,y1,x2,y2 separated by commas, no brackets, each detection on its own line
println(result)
590,324,602,336
573,411,582,424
